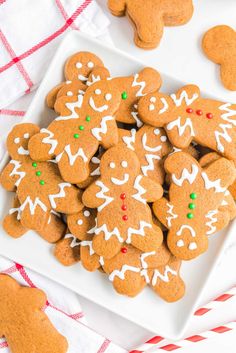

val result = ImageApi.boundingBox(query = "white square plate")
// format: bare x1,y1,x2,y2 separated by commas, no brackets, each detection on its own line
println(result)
0,31,234,340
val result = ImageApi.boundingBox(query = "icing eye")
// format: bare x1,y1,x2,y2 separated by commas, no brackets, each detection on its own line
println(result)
121,161,128,168
76,62,82,69
154,128,160,135
95,89,101,95
84,210,90,217
14,137,20,144
77,219,83,225
150,97,156,103
67,91,73,96
87,61,94,68
109,162,115,168
23,133,30,139
105,93,112,101
66,80,72,84
160,135,167,142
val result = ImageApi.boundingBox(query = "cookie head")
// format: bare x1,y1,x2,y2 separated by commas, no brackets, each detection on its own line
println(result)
99,145,140,184
86,80,121,115
65,51,104,82
6,123,40,161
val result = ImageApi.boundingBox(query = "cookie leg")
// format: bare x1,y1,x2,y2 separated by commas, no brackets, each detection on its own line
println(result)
92,231,122,259
58,152,90,184
38,213,66,243
130,224,163,252
3,210,27,238
54,233,80,266
107,0,126,16
20,206,50,232
111,271,146,297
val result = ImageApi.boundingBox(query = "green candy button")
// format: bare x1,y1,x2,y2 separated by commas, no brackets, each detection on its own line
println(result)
187,213,194,219
74,133,79,139
36,171,41,176
121,91,128,100
188,203,195,210
190,193,197,200
39,180,45,185
32,162,37,168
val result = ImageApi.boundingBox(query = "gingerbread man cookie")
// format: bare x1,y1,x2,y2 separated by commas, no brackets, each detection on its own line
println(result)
82,145,164,259
119,125,171,184
153,151,236,260
29,80,121,184
0,123,83,232
0,275,68,353
108,0,194,49
110,68,162,126
138,85,236,161
202,25,236,91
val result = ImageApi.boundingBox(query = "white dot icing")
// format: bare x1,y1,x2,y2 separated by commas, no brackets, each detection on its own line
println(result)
189,242,197,250
150,97,156,103
84,210,90,217
67,91,73,96
105,93,112,101
77,219,83,225
121,161,128,168
177,239,184,247
110,162,115,168
160,136,167,142
149,104,155,111
95,89,101,95
14,137,20,144
87,61,94,68
23,133,30,139
76,62,82,69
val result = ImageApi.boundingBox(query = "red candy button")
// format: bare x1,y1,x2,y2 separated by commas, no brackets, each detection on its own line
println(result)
120,193,126,200
121,204,127,211
122,215,128,221
196,109,203,116
206,113,213,119
186,108,193,113
121,247,127,253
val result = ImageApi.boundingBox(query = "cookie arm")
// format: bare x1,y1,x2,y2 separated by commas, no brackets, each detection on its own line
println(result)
0,162,20,191
152,198,172,229
82,180,105,209
139,176,163,202
28,129,59,161
49,184,84,214
204,157,236,189
95,117,119,149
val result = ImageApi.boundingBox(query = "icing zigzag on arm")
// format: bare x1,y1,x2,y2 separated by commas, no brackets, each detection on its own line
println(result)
126,221,152,243
151,266,177,285
132,175,146,204
20,196,47,215
91,116,114,141
95,223,123,242
141,154,161,176
9,161,26,187
219,103,236,124
205,210,218,235
48,182,71,209
64,234,80,248
122,129,136,151
64,144,88,165
214,123,232,153
41,129,58,154
132,74,146,97
95,180,114,211
201,172,226,193
170,90,199,107
166,117,195,136
166,203,178,227
55,95,84,121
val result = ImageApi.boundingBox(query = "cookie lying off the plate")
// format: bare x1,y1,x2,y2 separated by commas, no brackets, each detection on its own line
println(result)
0,275,68,353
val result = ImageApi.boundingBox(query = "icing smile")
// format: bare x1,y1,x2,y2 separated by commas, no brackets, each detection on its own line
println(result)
18,146,29,155
78,74,87,81
111,173,129,185
89,97,108,113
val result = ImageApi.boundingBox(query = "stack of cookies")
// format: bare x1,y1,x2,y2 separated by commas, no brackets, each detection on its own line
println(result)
1,51,236,302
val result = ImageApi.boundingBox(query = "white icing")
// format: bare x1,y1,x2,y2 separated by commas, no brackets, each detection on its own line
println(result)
159,97,169,114
105,93,112,101
90,156,100,176
170,90,199,107
122,129,136,151
80,240,95,255
84,210,90,217
121,161,128,168
9,160,26,186
65,234,80,248
140,251,155,269
172,164,198,186
78,74,87,81
76,62,82,69
67,91,73,96
150,97,156,103
86,75,101,86
91,116,113,141
41,128,58,154
205,210,218,235
66,80,72,84
109,162,115,169
131,104,143,127
160,136,167,142
141,154,161,176
132,175,146,204
177,239,184,247
17,146,29,155
176,225,196,238
201,172,226,193
151,266,177,285
126,221,152,244
132,74,146,97
99,256,104,266
167,117,195,137
166,203,178,227
219,103,236,124
9,206,21,220
48,182,71,209
64,144,88,165
142,133,162,152
140,269,150,283
87,61,94,68
14,137,20,144
189,242,197,250
109,265,140,282
55,94,83,121
95,223,123,243
77,219,83,225
215,123,232,153
89,97,108,112
95,89,101,95
20,196,47,215
111,173,129,185
96,180,114,212
23,133,29,138
149,104,155,111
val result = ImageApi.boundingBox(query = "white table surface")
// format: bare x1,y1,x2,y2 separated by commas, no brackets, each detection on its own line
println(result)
79,1,236,351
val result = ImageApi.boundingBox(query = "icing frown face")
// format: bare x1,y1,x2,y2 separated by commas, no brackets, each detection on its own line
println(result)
7,123,40,161
65,52,104,82
86,80,121,115
100,146,140,185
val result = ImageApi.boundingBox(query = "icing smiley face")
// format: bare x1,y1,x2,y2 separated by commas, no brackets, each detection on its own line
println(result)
100,146,140,186
64,52,104,82
87,82,117,114
7,123,40,161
